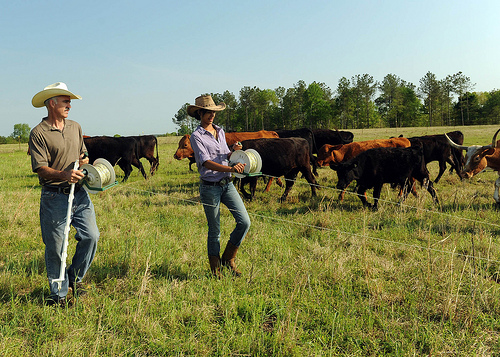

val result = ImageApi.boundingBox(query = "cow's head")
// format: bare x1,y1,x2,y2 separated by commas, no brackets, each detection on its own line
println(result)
174,134,195,160
446,128,500,178
316,144,343,166
333,159,360,192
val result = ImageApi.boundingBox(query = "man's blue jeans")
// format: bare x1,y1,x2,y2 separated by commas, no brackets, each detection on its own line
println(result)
199,181,251,256
40,188,99,299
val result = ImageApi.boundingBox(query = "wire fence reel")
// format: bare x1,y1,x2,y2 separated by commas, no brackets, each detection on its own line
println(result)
229,148,263,178
80,158,118,193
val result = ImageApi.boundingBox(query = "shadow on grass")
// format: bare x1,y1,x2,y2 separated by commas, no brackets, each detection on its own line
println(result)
89,260,131,284
151,262,192,281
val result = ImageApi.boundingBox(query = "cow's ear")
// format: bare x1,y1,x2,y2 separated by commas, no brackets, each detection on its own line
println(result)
485,148,496,155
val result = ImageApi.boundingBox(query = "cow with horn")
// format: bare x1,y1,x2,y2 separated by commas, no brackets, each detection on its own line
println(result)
446,128,500,204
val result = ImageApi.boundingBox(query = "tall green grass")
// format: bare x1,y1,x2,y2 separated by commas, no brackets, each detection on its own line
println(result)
0,125,499,356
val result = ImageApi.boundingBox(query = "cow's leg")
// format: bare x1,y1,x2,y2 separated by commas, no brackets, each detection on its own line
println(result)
299,167,317,197
188,157,195,171
149,158,159,176
356,185,371,208
238,178,252,200
434,160,446,183
398,180,412,204
372,184,383,210
264,177,274,192
493,176,500,205
312,158,319,176
280,173,298,202
249,177,258,199
422,178,440,205
133,160,147,180
118,162,133,182
410,177,418,197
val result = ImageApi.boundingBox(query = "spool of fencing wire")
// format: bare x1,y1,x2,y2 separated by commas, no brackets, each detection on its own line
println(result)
80,158,118,193
229,149,263,178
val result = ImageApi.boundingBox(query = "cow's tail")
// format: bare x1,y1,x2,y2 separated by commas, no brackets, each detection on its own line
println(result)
155,136,159,164
152,136,160,175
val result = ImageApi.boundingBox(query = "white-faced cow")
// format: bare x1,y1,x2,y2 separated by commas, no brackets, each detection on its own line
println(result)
446,128,500,204
238,137,318,202
333,146,439,210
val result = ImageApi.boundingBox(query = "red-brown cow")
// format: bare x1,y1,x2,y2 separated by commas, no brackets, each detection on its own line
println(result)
316,137,411,167
316,137,411,200
447,128,500,204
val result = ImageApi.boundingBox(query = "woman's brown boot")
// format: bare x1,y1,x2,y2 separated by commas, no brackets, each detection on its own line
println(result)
208,255,222,279
221,242,242,277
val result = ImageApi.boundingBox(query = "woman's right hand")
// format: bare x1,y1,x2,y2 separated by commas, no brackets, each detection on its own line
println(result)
232,162,246,173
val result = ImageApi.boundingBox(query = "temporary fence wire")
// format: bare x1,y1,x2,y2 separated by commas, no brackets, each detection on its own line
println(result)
259,172,500,229
119,174,500,266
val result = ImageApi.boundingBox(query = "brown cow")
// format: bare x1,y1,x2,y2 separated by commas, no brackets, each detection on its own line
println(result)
316,137,411,167
446,128,500,204
316,137,411,200
173,130,279,170
128,135,159,176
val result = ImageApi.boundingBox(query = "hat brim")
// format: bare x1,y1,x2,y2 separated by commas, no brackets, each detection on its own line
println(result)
32,88,82,108
187,103,226,117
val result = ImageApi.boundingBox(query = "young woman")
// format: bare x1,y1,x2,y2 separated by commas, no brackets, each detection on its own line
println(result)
188,95,251,278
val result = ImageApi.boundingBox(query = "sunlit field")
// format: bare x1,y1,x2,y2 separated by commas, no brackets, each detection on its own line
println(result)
1,125,499,356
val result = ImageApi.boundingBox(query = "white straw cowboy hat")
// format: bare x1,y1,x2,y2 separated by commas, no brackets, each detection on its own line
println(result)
32,82,82,108
187,95,226,117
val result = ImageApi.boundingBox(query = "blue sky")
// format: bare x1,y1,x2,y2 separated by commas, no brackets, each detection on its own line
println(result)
1,0,499,137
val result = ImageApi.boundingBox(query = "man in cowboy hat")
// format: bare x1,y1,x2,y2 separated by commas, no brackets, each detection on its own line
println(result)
29,82,100,306
188,94,251,278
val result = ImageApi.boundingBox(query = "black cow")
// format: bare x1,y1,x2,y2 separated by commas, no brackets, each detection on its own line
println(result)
334,146,439,210
312,129,354,155
84,136,147,182
128,135,160,175
238,137,317,202
405,131,464,183
275,128,318,175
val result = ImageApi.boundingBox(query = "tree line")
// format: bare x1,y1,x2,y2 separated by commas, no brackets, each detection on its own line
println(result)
172,71,500,135
0,123,30,144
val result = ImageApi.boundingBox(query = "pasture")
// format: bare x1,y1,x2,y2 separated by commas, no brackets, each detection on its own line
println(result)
1,125,500,356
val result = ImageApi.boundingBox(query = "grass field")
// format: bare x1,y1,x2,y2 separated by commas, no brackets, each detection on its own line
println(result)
1,125,500,356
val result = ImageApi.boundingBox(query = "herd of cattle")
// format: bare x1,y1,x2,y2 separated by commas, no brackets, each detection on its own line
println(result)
30,128,500,209
172,128,467,208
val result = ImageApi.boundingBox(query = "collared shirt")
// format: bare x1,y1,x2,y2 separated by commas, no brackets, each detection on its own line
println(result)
190,124,231,182
29,117,86,186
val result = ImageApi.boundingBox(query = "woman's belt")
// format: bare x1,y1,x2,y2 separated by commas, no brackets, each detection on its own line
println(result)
200,177,231,187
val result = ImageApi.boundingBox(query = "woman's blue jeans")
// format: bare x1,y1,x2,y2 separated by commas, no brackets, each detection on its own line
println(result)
199,181,251,257
40,188,99,299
